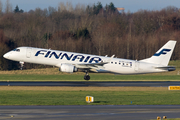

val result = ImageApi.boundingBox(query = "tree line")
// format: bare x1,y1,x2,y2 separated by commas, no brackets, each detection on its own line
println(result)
0,0,180,70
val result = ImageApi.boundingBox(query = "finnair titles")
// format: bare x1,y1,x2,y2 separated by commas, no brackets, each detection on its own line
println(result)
3,40,176,80
35,50,102,63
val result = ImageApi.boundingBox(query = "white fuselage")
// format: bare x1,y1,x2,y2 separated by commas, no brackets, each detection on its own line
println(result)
3,47,167,74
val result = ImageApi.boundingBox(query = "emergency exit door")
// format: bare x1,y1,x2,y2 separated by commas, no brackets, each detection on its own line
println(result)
26,47,32,58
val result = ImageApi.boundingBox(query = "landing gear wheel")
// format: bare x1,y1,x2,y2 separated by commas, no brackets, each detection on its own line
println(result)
84,75,90,80
84,70,90,80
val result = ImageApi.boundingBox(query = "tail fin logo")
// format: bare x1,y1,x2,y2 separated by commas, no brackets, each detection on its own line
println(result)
153,49,171,56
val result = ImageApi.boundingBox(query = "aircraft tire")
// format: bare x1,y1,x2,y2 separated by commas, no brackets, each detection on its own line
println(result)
84,75,90,80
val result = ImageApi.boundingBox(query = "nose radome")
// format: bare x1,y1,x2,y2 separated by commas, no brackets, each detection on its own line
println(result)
3,53,9,59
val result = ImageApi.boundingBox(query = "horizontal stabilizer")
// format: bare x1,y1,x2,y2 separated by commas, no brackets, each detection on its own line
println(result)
155,66,176,71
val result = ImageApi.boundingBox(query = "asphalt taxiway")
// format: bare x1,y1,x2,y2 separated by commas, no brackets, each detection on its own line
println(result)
0,81,180,87
0,105,180,120
1,81,179,120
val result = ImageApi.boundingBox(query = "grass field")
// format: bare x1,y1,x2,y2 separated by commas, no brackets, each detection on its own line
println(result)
0,86,180,105
0,74,180,81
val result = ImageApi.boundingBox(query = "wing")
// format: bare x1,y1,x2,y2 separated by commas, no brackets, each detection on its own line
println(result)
55,55,115,72
73,55,115,72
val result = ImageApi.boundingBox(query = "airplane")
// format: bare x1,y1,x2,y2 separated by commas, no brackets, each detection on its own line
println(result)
3,40,176,80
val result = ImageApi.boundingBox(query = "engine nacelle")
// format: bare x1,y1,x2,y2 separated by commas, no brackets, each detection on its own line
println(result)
59,63,77,73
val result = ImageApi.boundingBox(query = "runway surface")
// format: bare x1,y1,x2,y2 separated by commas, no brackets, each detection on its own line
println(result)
1,81,179,120
0,105,180,120
0,81,180,87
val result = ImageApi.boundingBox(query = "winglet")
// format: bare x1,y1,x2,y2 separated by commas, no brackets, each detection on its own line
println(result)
106,55,115,63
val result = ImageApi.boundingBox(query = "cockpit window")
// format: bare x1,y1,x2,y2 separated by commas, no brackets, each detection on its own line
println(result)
12,48,20,52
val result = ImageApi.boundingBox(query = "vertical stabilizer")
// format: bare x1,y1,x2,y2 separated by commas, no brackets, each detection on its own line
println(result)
140,40,176,66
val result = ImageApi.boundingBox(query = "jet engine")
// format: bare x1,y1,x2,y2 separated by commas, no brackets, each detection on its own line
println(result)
59,63,77,73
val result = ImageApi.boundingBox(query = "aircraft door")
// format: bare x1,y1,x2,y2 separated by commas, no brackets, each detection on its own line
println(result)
135,61,139,71
26,47,32,58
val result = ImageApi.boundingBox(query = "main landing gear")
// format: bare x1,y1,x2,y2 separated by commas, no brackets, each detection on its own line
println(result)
84,71,90,80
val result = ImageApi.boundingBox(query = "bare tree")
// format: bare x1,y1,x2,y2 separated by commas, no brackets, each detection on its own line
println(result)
0,0,3,15
66,1,73,12
58,2,66,12
5,0,12,13
75,3,86,15
58,2,73,12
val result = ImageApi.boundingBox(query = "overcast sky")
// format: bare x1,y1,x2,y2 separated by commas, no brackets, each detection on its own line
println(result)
2,0,180,13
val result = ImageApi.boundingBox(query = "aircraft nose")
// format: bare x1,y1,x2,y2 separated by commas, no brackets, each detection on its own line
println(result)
3,53,9,59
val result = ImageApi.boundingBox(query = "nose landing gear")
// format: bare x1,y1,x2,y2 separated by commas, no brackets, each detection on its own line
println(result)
19,61,24,70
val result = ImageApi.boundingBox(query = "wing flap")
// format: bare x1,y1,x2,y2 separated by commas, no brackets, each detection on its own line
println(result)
74,55,115,70
74,62,106,69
